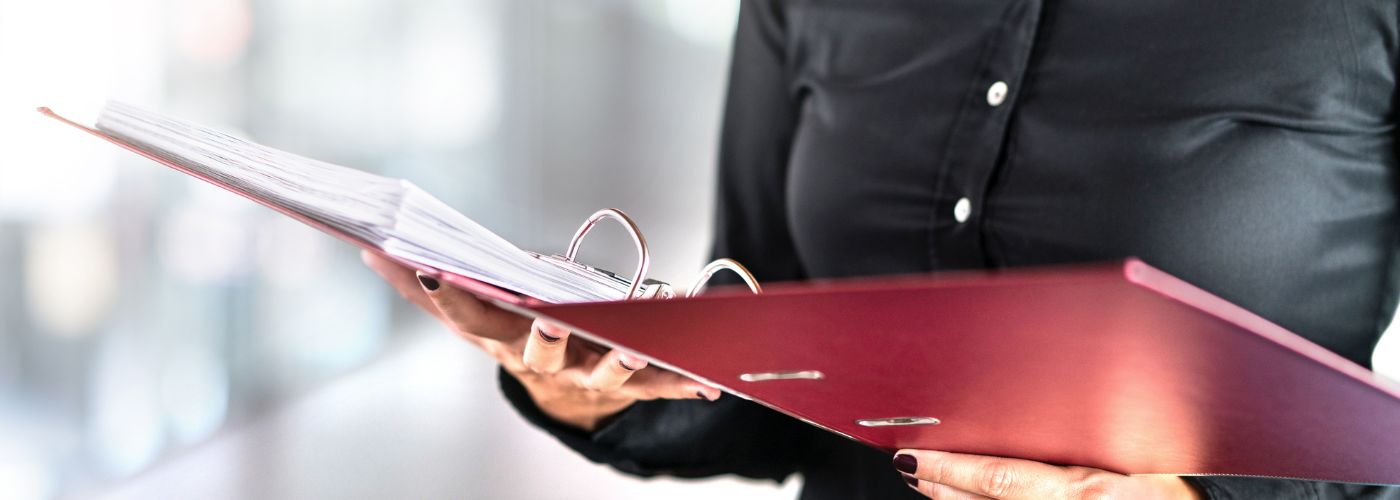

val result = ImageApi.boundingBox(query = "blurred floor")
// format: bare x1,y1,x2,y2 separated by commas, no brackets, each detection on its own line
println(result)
78,327,800,500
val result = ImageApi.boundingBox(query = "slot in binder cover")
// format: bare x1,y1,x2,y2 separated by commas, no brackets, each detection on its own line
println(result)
531,260,1400,484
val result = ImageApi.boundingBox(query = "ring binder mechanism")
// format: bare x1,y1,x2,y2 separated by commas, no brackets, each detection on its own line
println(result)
38,102,761,307
532,209,763,301
687,258,761,297
530,208,673,300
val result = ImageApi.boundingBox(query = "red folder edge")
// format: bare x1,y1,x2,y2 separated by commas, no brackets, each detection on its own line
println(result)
1124,260,1400,402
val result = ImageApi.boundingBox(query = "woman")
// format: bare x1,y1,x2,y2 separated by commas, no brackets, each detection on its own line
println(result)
365,1,1400,498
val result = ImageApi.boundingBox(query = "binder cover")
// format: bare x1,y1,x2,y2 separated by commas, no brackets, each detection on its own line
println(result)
530,260,1400,484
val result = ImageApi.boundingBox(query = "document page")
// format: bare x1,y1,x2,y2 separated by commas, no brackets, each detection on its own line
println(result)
96,101,630,303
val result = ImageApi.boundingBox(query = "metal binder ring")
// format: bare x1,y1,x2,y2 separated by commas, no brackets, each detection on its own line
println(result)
686,258,762,297
565,208,651,299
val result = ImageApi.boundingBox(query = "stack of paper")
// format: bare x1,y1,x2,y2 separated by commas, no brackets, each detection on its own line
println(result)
97,101,630,303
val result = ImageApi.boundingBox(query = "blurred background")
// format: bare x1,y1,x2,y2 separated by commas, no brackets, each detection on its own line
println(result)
4,1,1400,500
0,0,807,498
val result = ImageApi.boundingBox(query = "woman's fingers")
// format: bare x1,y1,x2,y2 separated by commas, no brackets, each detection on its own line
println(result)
361,250,445,321
522,320,571,374
581,349,648,392
907,480,991,500
894,450,1077,500
365,250,722,404
535,341,718,401
415,270,531,343
617,364,721,401
524,319,721,401
363,250,529,345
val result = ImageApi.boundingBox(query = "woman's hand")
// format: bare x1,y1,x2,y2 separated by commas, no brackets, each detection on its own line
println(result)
362,251,720,431
893,450,1202,500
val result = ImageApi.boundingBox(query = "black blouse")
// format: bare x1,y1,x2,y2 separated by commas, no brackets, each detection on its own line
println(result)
501,1,1400,498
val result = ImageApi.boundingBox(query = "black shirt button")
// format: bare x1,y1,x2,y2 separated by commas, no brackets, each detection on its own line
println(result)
954,197,973,223
986,81,1009,107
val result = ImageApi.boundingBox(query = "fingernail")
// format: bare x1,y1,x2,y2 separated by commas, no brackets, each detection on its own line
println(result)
618,355,644,371
893,454,918,474
695,391,707,399
538,329,561,343
417,274,440,291
904,475,919,488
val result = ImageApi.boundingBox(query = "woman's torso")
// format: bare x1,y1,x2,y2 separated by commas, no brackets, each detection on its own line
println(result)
782,0,1399,367
772,3,1397,497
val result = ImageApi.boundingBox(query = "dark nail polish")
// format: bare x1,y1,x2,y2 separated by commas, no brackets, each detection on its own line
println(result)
538,330,561,343
904,475,919,488
418,275,440,291
893,454,918,474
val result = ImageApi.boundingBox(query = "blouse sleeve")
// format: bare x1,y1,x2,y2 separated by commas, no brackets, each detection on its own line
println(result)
1184,476,1400,499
